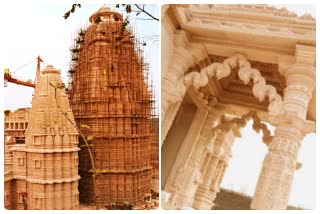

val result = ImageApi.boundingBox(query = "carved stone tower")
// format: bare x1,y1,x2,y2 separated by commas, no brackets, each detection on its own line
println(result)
68,6,152,207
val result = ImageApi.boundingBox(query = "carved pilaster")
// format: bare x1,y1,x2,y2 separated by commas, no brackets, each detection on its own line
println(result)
193,129,235,210
193,156,219,210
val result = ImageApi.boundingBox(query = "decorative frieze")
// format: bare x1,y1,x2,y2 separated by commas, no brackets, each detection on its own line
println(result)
212,111,273,145
178,5,315,39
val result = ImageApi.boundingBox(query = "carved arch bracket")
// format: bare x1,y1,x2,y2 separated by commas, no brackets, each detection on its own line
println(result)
183,54,285,117
211,111,273,145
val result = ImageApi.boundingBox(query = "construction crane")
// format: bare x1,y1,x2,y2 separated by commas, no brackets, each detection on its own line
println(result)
4,56,43,88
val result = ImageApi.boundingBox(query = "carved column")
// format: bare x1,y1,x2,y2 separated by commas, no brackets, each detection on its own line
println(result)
193,152,219,209
193,129,235,209
251,45,316,210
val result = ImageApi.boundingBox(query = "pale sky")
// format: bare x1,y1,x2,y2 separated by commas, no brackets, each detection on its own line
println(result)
220,5,316,209
1,3,159,112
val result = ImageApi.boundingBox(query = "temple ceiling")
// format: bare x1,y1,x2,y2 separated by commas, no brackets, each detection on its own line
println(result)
189,54,315,122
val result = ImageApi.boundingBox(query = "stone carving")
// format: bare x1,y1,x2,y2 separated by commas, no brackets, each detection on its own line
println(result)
211,111,273,145
237,59,284,116
184,54,284,117
181,5,315,40
252,58,316,209
191,4,315,21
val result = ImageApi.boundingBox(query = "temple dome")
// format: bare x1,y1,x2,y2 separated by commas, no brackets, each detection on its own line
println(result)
89,6,123,23
41,65,60,74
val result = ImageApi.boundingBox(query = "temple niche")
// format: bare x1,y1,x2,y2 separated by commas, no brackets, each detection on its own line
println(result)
161,4,315,210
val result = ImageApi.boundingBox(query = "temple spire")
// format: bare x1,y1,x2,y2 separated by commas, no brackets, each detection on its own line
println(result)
35,56,43,84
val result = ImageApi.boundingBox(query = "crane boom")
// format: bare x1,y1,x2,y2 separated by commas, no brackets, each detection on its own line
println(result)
4,56,42,88
4,74,35,87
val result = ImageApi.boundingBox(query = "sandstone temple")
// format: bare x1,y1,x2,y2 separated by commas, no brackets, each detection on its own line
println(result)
161,4,316,210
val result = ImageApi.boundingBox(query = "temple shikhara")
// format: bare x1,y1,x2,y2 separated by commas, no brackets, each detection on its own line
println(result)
161,5,316,210
68,6,155,208
5,65,80,210
4,6,158,210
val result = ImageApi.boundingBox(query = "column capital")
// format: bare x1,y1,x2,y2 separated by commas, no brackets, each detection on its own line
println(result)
282,63,316,88
279,62,316,120
269,113,315,137
211,128,236,162
279,44,316,92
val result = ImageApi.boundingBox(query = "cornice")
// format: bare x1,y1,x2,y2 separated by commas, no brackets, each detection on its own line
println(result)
171,5,315,47
189,4,315,23
11,146,80,153
26,175,80,184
